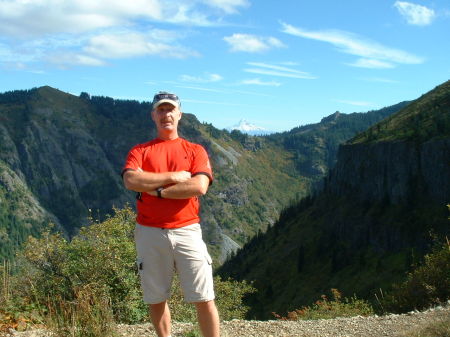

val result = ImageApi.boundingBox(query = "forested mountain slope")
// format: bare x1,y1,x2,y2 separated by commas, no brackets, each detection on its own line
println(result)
265,101,409,179
0,86,404,261
218,80,450,319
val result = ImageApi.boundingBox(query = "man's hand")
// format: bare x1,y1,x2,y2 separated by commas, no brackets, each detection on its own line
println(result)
171,171,191,183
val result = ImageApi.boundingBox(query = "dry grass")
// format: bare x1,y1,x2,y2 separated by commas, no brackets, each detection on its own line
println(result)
43,284,119,337
395,314,450,337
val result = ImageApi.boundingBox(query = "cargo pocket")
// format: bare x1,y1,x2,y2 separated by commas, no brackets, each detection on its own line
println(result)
136,258,143,275
203,244,213,265
205,252,212,265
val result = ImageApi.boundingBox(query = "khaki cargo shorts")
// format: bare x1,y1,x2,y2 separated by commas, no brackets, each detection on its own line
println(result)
134,223,215,304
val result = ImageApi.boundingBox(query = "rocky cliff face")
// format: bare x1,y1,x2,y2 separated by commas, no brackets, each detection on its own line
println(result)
217,80,450,319
328,80,450,205
0,100,130,235
328,139,450,204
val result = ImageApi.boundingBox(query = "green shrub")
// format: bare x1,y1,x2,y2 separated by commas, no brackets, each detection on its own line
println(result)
11,206,255,328
169,274,256,322
214,276,256,321
383,237,450,313
20,207,148,324
273,288,374,320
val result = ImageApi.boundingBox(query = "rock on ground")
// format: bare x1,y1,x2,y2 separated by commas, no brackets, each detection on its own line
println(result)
4,306,449,337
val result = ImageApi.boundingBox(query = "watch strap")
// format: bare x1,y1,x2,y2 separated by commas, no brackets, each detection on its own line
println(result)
156,187,164,198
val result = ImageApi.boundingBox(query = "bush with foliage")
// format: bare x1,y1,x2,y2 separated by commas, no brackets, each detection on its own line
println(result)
21,207,145,324
169,274,255,322
273,288,374,320
382,206,450,313
383,237,450,313
4,207,255,332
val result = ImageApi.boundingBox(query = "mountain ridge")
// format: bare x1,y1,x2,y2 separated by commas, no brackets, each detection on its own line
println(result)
0,85,407,260
218,80,450,319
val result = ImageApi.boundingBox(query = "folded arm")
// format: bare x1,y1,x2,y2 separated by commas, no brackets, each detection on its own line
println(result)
122,169,191,192
148,174,210,199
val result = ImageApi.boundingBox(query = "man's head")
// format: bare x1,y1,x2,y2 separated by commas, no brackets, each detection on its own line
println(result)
151,91,182,138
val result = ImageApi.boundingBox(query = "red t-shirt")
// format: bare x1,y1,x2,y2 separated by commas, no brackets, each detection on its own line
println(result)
122,137,213,228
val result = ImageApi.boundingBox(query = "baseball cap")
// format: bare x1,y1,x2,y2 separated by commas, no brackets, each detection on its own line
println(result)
152,91,180,109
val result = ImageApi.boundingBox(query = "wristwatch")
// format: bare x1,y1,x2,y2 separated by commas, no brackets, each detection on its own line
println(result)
156,187,164,199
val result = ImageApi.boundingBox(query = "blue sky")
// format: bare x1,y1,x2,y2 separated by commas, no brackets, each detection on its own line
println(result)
0,0,449,132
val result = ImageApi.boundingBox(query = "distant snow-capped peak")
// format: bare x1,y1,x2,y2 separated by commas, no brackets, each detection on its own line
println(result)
229,119,267,133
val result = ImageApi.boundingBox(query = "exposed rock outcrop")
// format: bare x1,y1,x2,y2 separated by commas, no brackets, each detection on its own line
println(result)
328,139,450,204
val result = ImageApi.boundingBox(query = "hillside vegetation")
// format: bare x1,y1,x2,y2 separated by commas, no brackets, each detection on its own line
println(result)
0,87,304,261
351,80,450,144
218,80,450,319
1,207,448,335
0,86,402,261
266,101,409,178
0,81,448,335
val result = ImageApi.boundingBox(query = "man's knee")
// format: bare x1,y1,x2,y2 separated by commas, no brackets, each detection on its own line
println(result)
194,300,217,312
149,301,169,314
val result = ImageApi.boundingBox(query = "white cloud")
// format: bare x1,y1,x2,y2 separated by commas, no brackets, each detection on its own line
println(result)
28,69,46,74
0,41,46,63
1,62,26,71
280,22,424,68
174,84,276,97
0,0,163,38
244,62,316,79
245,68,316,79
84,32,196,59
279,61,299,66
179,73,223,83
240,78,282,86
247,62,308,75
349,58,395,69
0,0,248,68
166,4,215,26
183,98,251,106
224,33,285,53
204,0,250,14
47,53,105,67
1,29,198,68
360,77,400,84
0,0,248,39
84,34,152,59
175,85,227,93
394,1,435,26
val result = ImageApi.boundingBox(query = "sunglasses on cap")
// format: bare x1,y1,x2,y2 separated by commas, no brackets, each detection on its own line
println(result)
152,92,180,105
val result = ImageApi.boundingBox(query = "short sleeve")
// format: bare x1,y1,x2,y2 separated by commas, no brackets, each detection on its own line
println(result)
191,145,213,184
121,145,143,177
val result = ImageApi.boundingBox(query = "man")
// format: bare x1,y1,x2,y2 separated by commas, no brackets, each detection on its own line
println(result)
122,91,220,337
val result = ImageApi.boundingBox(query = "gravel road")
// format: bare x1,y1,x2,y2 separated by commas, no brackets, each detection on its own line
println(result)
5,305,449,337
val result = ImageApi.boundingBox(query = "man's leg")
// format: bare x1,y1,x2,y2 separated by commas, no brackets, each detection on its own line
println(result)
195,300,220,337
150,301,171,337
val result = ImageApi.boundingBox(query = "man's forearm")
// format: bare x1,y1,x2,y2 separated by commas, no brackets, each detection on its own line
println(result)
123,170,190,192
149,175,209,199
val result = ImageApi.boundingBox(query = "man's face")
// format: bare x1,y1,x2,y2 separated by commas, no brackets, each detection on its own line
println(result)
151,103,182,132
